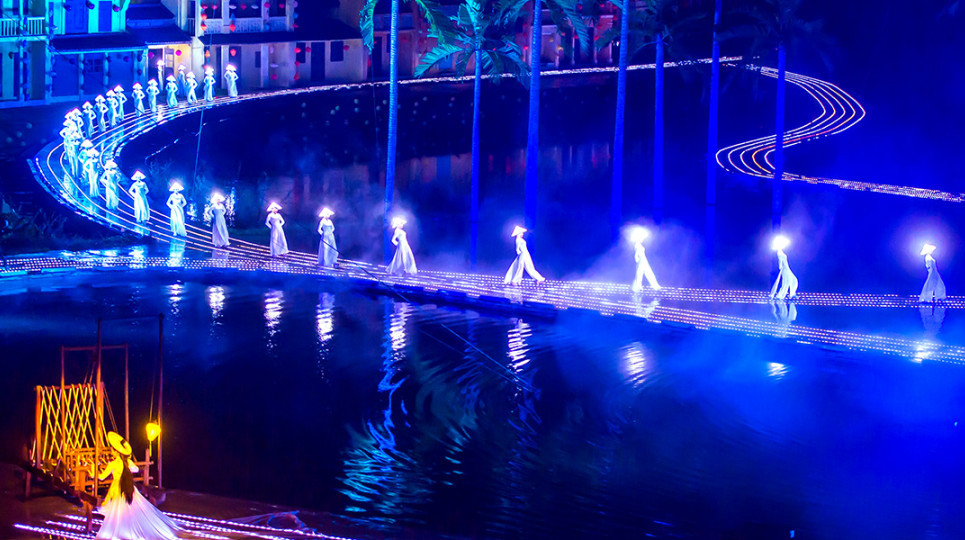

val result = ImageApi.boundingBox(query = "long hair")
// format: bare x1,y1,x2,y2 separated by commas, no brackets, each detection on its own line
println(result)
119,454,135,504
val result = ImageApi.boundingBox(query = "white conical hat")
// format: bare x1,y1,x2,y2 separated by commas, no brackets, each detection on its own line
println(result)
390,216,406,229
210,192,225,203
169,182,183,192
318,207,334,218
511,225,526,237
131,171,146,181
920,243,937,256
267,202,282,212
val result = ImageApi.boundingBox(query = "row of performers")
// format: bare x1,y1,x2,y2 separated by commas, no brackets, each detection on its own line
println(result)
62,152,947,301
59,65,239,146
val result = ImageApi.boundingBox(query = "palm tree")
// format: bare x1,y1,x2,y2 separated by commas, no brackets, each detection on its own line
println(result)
608,0,630,241
706,0,721,209
361,0,452,261
498,0,588,235
414,0,530,267
730,0,830,232
599,0,690,227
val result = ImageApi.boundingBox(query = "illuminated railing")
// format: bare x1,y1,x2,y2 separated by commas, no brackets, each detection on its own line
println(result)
0,17,47,38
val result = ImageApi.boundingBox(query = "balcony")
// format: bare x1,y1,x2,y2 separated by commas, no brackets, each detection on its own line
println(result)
0,17,48,40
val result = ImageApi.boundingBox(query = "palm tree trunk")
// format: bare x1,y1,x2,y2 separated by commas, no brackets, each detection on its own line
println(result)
653,33,664,224
385,0,400,262
525,0,542,232
705,0,721,267
706,0,721,208
772,42,785,232
470,49,482,268
610,0,630,242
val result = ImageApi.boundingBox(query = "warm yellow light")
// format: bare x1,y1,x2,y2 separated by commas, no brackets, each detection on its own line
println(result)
146,422,161,443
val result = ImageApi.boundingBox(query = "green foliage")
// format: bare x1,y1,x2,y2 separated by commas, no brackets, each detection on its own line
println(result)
597,0,703,63
414,0,530,85
360,0,456,52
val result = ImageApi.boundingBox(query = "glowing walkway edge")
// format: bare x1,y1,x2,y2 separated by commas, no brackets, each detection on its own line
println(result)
26,67,960,366
715,64,965,203
2,252,962,365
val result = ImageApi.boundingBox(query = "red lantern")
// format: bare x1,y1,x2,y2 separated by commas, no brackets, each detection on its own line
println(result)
294,47,301,54
204,50,211,58
200,12,207,20
293,74,300,80
229,23,236,31
200,23,207,31
230,48,237,56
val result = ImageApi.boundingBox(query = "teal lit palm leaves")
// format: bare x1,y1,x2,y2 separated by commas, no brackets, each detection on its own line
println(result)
415,0,530,81
359,0,454,52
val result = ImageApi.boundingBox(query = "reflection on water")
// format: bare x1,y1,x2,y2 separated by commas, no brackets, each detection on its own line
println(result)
6,281,965,539
167,240,185,266
166,283,183,315
315,293,334,378
264,290,283,339
920,305,945,339
767,361,789,379
206,286,225,320
340,301,431,521
620,342,651,388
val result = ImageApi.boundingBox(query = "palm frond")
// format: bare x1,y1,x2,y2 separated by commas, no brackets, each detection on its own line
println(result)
414,42,470,78
358,0,380,51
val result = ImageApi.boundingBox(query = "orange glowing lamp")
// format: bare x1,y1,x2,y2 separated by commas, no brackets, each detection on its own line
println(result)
146,422,161,443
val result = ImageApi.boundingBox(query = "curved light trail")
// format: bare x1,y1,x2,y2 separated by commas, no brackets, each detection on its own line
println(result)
17,67,958,367
715,64,965,203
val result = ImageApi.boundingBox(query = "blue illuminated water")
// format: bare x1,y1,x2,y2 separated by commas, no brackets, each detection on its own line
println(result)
3,276,965,539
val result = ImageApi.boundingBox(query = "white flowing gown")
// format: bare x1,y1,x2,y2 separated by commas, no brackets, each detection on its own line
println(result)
504,236,545,285
919,254,947,302
318,218,337,267
631,243,660,291
211,203,230,247
129,181,150,223
770,249,798,300
387,228,417,275
166,193,186,237
96,456,181,540
266,212,289,256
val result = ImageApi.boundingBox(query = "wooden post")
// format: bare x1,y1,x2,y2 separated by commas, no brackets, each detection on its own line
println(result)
94,319,102,499
124,344,130,441
60,345,65,463
157,313,164,489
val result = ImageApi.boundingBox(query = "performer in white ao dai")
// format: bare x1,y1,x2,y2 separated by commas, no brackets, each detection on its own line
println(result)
387,216,417,275
919,243,947,303
504,226,545,285
317,208,337,267
769,235,798,300
629,226,660,292
166,182,187,237
266,202,289,257
207,192,230,248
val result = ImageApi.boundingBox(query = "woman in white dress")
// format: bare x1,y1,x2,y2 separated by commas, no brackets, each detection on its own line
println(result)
96,432,182,540
504,226,545,285
207,192,230,248
166,183,187,237
129,171,150,223
387,216,417,275
317,207,337,267
629,226,660,292
100,160,120,210
919,243,947,302
769,235,798,300
266,202,289,257
84,147,101,198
